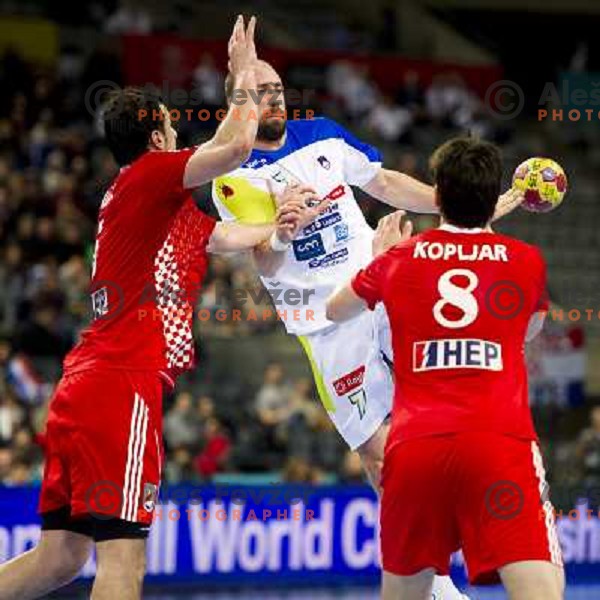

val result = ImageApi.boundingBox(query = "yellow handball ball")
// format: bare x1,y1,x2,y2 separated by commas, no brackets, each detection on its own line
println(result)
512,157,568,213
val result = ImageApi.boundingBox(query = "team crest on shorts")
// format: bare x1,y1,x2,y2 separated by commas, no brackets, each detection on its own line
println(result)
143,483,158,512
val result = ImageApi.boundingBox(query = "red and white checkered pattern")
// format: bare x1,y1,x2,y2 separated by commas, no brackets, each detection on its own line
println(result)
154,235,194,371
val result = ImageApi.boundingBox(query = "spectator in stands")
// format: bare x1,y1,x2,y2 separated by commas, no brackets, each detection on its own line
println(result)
0,446,12,480
367,95,413,143
255,363,292,429
575,405,600,488
282,456,321,484
193,53,224,107
164,447,194,484
395,70,425,112
0,393,24,444
425,72,475,127
195,394,216,434
194,417,231,479
339,450,366,485
104,0,153,34
164,392,200,451
287,378,320,430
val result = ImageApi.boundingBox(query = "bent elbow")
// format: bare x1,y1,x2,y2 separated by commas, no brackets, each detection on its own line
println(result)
229,138,253,166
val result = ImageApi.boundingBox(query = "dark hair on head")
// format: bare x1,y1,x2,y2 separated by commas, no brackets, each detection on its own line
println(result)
429,136,502,228
102,87,166,166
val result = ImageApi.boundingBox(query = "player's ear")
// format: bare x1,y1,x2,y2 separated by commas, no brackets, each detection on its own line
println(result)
149,128,165,151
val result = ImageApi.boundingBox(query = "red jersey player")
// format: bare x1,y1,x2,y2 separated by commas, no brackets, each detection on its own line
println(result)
327,138,564,600
0,16,321,600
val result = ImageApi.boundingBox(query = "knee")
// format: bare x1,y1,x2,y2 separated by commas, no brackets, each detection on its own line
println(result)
357,445,384,493
43,542,91,585
96,540,146,584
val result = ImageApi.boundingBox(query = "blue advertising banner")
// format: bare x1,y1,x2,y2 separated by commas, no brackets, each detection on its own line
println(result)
0,485,599,585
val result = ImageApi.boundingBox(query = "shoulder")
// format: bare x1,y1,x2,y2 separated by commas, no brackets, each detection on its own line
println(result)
286,117,344,141
492,232,545,262
282,117,359,153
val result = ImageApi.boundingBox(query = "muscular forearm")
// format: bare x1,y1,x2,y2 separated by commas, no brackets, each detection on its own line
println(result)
363,169,437,213
182,70,258,189
208,222,274,253
211,70,258,150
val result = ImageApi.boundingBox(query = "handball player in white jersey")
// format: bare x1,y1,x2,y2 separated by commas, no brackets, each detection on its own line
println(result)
212,61,522,600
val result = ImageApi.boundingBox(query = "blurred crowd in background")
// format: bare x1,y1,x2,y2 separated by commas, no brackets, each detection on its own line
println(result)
0,7,599,507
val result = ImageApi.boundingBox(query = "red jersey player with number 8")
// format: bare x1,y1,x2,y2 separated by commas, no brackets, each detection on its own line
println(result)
327,137,564,600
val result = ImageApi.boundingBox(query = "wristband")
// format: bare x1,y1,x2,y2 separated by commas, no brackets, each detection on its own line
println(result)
269,231,291,252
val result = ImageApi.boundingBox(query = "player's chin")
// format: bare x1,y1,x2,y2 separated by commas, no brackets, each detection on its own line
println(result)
257,118,286,141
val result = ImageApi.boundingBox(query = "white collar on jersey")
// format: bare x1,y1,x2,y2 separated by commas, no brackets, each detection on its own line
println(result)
438,223,493,234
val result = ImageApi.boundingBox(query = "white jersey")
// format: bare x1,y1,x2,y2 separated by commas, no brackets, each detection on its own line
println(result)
211,117,382,335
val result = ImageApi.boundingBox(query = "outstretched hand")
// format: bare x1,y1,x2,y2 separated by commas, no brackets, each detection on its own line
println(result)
227,15,257,76
373,210,413,257
273,184,333,244
493,188,524,221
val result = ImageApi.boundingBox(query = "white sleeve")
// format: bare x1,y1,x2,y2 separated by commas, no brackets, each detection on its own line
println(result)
326,119,382,187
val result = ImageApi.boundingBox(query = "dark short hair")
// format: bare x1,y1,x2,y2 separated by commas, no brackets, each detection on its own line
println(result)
102,87,166,166
430,137,502,228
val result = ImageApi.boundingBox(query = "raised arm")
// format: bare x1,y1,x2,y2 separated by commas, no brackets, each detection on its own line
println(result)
361,168,524,220
361,168,437,213
183,16,259,189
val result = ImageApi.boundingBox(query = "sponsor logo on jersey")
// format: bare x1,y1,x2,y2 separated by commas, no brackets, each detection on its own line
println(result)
308,247,349,269
333,365,366,396
413,339,503,372
143,482,158,513
293,233,326,261
317,155,331,169
323,184,346,202
244,157,268,169
334,223,349,242
303,212,342,235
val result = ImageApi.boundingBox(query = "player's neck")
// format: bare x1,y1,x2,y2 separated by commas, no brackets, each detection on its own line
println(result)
254,132,287,152
439,220,493,233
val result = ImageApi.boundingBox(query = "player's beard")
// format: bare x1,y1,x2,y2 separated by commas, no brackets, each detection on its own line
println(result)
257,116,287,142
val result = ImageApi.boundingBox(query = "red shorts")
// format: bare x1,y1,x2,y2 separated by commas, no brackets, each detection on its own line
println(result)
39,369,164,526
380,432,563,585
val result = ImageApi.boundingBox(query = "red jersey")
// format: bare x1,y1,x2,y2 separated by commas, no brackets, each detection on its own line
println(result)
64,148,216,385
352,225,548,449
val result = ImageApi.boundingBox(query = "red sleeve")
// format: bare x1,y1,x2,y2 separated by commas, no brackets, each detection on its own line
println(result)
351,252,391,310
132,147,197,212
532,247,549,313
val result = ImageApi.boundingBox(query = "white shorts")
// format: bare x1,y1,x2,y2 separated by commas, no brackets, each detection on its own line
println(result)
298,305,394,450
